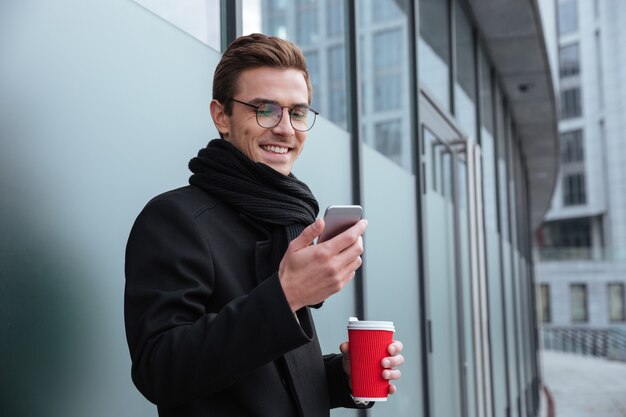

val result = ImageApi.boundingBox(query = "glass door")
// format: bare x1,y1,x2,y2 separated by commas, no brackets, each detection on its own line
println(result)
420,93,489,417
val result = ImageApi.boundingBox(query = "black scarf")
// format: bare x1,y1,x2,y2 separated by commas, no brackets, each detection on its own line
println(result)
189,139,319,275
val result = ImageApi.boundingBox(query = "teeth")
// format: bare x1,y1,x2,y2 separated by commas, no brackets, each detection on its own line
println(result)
262,145,289,154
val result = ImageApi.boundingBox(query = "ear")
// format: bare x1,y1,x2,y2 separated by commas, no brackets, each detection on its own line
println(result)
210,99,230,138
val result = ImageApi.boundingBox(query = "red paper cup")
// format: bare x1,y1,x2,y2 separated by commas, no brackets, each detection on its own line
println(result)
347,317,395,402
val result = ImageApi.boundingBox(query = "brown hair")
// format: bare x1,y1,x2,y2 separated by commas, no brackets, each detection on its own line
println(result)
212,33,312,115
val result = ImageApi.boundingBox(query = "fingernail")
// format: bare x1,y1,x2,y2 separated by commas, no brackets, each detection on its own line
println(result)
389,345,396,354
382,359,390,367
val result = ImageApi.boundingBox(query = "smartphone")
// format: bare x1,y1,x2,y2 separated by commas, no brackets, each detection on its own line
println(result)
317,205,363,243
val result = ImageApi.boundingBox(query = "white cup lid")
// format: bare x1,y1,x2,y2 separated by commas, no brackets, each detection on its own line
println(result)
347,317,395,331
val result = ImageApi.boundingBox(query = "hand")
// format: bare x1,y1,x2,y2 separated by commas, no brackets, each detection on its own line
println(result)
278,218,367,312
340,340,404,395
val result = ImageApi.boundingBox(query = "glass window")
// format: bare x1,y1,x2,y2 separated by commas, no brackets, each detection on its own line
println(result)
608,284,626,322
541,284,551,323
454,0,477,139
328,46,346,128
560,87,582,119
479,49,498,232
540,218,591,248
374,120,402,165
570,284,588,322
479,51,494,136
133,0,221,51
595,31,604,109
304,51,322,116
243,0,349,132
559,43,580,78
296,0,319,46
560,130,584,163
496,90,509,240
359,5,423,416
359,2,411,172
558,0,578,35
563,173,586,206
419,0,451,110
373,29,403,111
372,0,403,22
326,0,343,37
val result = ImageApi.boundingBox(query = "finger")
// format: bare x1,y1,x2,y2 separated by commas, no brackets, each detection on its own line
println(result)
388,384,397,395
388,340,404,355
288,218,324,252
382,369,401,380
324,219,367,252
337,255,362,280
334,238,364,269
339,342,349,355
382,354,405,368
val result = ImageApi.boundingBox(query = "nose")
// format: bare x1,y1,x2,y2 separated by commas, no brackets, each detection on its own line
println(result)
271,107,295,136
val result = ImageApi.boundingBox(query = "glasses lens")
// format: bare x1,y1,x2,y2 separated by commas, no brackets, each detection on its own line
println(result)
291,107,316,132
255,103,317,131
256,103,282,128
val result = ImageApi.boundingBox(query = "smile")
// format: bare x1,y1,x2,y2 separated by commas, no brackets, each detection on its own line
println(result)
261,145,289,154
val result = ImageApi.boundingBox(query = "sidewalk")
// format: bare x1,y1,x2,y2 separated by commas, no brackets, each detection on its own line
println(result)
540,351,626,417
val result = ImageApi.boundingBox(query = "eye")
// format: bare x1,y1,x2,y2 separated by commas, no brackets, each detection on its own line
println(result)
258,103,281,118
291,107,308,120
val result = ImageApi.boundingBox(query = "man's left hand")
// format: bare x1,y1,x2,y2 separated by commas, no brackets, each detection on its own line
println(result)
339,340,404,395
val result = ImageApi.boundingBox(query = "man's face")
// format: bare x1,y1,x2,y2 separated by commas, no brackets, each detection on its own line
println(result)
211,67,310,176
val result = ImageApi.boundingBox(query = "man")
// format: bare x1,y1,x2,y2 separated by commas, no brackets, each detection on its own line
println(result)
124,33,404,417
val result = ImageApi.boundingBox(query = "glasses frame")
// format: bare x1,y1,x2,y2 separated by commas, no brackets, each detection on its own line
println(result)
230,98,319,132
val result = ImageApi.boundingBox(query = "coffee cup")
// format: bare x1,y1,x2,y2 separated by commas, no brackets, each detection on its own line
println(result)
347,317,395,402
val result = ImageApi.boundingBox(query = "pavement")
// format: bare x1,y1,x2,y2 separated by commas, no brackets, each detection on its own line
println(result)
539,351,626,417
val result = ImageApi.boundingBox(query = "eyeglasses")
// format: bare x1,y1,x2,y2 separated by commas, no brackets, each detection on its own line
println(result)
230,98,318,132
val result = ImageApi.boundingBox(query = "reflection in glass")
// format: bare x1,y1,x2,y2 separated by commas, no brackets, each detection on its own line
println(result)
454,0,477,139
372,0,404,22
479,49,497,232
297,0,319,46
374,120,402,165
495,89,509,240
243,0,348,131
358,0,412,172
374,30,403,111
419,0,451,110
304,51,322,112
133,0,221,51
327,0,344,37
328,46,346,127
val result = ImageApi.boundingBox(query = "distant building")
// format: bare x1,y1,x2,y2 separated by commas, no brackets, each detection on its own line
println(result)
537,0,626,329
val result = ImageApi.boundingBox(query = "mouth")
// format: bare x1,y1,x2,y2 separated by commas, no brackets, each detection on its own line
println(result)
260,144,290,154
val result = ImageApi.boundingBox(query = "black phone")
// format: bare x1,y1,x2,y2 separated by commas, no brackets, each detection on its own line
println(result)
317,205,363,243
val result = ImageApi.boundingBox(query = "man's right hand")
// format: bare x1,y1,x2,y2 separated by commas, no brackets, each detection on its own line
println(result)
278,218,368,312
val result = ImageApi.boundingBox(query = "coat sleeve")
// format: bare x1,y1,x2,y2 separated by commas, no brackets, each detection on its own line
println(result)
124,197,311,407
324,354,375,409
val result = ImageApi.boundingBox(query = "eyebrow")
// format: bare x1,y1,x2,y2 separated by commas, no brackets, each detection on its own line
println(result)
250,98,310,108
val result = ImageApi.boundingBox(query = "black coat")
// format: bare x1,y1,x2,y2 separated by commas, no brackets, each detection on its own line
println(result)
124,185,364,416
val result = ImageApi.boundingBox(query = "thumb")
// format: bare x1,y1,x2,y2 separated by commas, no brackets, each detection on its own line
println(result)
288,218,324,252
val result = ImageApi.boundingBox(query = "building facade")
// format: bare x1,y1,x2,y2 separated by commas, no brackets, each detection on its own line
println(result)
537,0,626,333
0,1,557,417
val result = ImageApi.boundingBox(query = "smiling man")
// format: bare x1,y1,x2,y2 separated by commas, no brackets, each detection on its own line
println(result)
124,33,404,417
